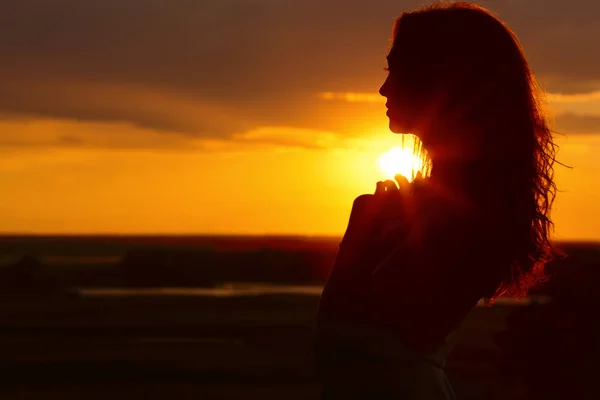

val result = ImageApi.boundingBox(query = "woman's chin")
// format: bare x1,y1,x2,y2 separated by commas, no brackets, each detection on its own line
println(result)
389,120,408,134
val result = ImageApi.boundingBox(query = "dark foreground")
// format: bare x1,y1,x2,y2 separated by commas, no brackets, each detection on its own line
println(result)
1,236,599,399
0,293,512,399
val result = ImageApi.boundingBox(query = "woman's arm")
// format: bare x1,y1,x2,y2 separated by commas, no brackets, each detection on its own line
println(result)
316,179,411,325
313,181,412,379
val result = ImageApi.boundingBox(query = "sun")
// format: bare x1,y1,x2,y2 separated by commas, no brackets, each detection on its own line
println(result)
377,137,431,182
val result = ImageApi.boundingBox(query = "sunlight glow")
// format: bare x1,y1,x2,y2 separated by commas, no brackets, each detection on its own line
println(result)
377,135,431,181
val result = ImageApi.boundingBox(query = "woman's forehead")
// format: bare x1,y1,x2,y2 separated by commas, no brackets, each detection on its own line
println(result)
386,43,405,65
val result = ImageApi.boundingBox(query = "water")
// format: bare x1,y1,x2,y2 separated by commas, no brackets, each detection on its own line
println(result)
78,283,323,297
77,283,550,306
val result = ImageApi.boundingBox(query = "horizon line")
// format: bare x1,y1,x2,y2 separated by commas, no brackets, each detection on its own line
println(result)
0,233,596,245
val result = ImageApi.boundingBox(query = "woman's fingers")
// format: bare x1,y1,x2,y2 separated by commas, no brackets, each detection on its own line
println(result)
383,180,399,192
375,180,401,196
394,174,411,195
394,174,409,189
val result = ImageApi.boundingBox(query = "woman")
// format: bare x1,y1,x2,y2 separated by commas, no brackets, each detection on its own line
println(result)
314,2,560,399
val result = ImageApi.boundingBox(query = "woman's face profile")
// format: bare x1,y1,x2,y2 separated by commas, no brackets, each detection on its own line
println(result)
379,34,421,136
379,66,404,134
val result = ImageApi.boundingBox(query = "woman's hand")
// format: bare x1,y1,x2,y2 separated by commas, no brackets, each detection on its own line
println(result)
340,174,410,252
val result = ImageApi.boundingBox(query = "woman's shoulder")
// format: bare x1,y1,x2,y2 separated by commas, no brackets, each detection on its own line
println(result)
411,178,479,226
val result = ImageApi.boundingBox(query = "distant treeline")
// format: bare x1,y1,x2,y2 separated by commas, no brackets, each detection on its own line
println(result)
0,245,339,294
120,247,336,287
0,239,599,297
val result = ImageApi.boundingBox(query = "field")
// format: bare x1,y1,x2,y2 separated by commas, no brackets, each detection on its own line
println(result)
0,236,599,399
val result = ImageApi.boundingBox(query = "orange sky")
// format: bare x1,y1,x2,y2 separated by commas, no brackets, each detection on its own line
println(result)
0,0,599,240
1,102,599,241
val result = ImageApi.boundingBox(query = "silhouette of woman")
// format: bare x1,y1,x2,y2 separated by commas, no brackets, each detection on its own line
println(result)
314,3,560,399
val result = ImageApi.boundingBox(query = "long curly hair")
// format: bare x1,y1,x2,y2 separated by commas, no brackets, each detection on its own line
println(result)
391,2,562,301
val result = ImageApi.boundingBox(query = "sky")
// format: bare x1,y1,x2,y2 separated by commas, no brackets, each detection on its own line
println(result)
0,0,599,240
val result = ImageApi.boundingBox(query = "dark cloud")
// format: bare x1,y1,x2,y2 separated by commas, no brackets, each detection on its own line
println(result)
57,135,86,146
0,0,597,139
0,79,251,136
0,134,88,149
555,113,600,135
485,0,600,94
0,115,342,152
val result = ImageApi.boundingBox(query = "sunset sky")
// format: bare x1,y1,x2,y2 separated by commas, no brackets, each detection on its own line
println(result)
1,0,599,240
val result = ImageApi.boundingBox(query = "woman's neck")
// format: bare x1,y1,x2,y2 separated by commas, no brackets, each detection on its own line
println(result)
429,159,468,189
419,124,483,186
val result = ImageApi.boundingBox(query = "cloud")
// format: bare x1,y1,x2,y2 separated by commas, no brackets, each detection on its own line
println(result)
547,91,600,103
554,113,600,135
0,118,204,151
0,0,597,143
0,79,251,137
319,92,383,103
315,90,600,137
320,90,600,105
231,126,343,149
0,0,403,136
0,117,349,153
482,0,600,94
